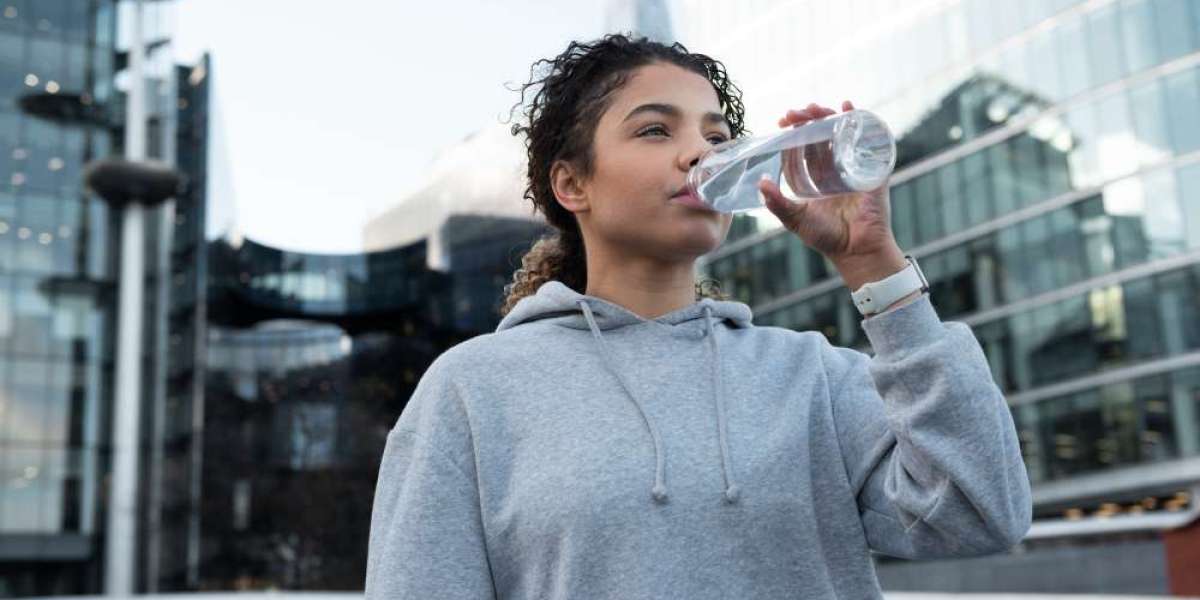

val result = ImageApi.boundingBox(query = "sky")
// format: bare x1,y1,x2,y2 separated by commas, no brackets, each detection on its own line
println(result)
170,1,613,253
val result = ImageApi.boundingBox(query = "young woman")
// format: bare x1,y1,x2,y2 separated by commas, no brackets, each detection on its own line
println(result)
365,34,1031,599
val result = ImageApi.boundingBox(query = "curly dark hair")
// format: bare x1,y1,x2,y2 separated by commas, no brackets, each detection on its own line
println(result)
499,33,745,316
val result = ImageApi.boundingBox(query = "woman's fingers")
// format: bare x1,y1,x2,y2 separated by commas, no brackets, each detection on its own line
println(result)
779,104,838,128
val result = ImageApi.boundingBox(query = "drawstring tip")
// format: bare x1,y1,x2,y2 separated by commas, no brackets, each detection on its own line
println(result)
723,485,741,504
652,484,669,504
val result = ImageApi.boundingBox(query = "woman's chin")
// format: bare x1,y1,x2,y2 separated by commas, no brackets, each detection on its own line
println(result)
673,226,726,257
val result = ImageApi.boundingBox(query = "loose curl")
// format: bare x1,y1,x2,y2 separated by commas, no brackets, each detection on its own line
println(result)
500,33,746,316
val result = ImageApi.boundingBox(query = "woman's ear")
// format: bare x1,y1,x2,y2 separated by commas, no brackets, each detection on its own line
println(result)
550,159,589,214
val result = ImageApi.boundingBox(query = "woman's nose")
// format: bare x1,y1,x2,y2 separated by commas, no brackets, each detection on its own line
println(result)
680,136,709,170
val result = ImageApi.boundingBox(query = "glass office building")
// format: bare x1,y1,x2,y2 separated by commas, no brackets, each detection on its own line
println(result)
672,0,1200,593
195,218,544,590
0,0,212,594
0,1,120,595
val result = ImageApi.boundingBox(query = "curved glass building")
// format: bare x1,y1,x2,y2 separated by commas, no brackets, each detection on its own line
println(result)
673,0,1200,593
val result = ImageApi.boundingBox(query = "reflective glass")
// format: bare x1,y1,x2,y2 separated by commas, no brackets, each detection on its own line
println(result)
989,142,1018,215
1023,215,1057,295
1050,206,1087,288
1064,102,1101,188
1085,3,1125,88
1155,269,1200,355
1103,178,1151,269
1165,68,1200,154
938,161,964,234
1129,78,1173,167
0,31,21,105
1120,0,1158,73
914,173,942,243
1154,0,1197,63
1094,92,1137,182
996,225,1026,302
1056,16,1091,98
1136,375,1177,462
0,447,45,532
1173,366,1200,458
1178,162,1200,250
1123,277,1162,359
1141,168,1186,259
962,151,991,227
891,182,915,250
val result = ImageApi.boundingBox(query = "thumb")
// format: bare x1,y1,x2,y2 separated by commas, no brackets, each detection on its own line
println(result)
758,176,807,231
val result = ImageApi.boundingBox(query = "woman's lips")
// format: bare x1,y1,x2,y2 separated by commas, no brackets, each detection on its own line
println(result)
669,192,715,211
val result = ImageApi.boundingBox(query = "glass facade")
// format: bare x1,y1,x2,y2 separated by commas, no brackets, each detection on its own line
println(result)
682,0,1200,516
0,1,119,596
193,217,545,590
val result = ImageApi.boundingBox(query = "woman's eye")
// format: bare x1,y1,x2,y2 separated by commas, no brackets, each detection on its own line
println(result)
708,136,729,145
638,125,668,137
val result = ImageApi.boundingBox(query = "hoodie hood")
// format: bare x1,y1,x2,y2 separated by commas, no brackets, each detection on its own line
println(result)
497,280,753,333
497,279,754,505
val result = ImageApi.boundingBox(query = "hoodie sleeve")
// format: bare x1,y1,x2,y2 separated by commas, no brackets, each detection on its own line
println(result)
364,355,497,599
825,294,1032,560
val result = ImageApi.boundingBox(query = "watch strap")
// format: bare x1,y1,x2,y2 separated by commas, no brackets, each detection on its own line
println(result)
850,255,929,316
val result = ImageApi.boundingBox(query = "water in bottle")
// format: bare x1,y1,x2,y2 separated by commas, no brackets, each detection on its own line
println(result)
685,109,896,213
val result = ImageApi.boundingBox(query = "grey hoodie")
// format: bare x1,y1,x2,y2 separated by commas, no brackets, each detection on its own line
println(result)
365,280,1032,599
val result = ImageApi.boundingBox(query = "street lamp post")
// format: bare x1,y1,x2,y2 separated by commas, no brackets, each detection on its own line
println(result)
84,1,183,595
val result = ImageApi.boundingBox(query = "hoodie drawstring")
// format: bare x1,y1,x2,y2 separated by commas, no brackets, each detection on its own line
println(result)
577,299,740,505
704,305,741,504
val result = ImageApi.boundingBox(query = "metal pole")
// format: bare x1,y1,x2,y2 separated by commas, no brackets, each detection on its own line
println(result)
106,0,147,595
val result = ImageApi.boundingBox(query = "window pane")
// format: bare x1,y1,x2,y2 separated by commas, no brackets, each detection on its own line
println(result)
1123,277,1162,360
1026,27,1063,101
938,162,964,234
971,236,1000,311
1077,195,1115,277
1154,0,1197,62
914,173,942,243
1164,68,1200,155
1056,16,1091,97
1120,0,1158,73
1050,206,1087,288
1141,168,1186,260
890,182,915,252
997,225,1027,302
1022,215,1056,294
1170,366,1200,458
989,142,1018,215
1155,269,1200,355
1085,3,1125,87
1012,133,1048,207
1103,178,1151,269
1130,79,1173,167
1137,375,1178,462
1178,163,1200,250
1065,102,1101,189
962,151,991,226
1094,92,1136,182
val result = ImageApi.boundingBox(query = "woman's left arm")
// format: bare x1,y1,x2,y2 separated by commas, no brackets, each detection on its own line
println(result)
826,296,1033,559
761,101,1032,558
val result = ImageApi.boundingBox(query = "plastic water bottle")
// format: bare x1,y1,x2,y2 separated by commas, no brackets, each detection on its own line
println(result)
685,109,896,213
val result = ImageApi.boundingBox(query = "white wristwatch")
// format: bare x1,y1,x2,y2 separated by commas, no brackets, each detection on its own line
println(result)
850,255,929,316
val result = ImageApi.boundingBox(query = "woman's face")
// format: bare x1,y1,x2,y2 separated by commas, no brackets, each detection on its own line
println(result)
564,62,735,262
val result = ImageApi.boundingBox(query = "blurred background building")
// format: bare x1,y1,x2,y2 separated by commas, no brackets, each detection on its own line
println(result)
3,0,1200,597
0,0,546,596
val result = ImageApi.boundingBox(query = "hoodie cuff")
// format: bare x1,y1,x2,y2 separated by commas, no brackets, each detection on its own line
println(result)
860,293,943,356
